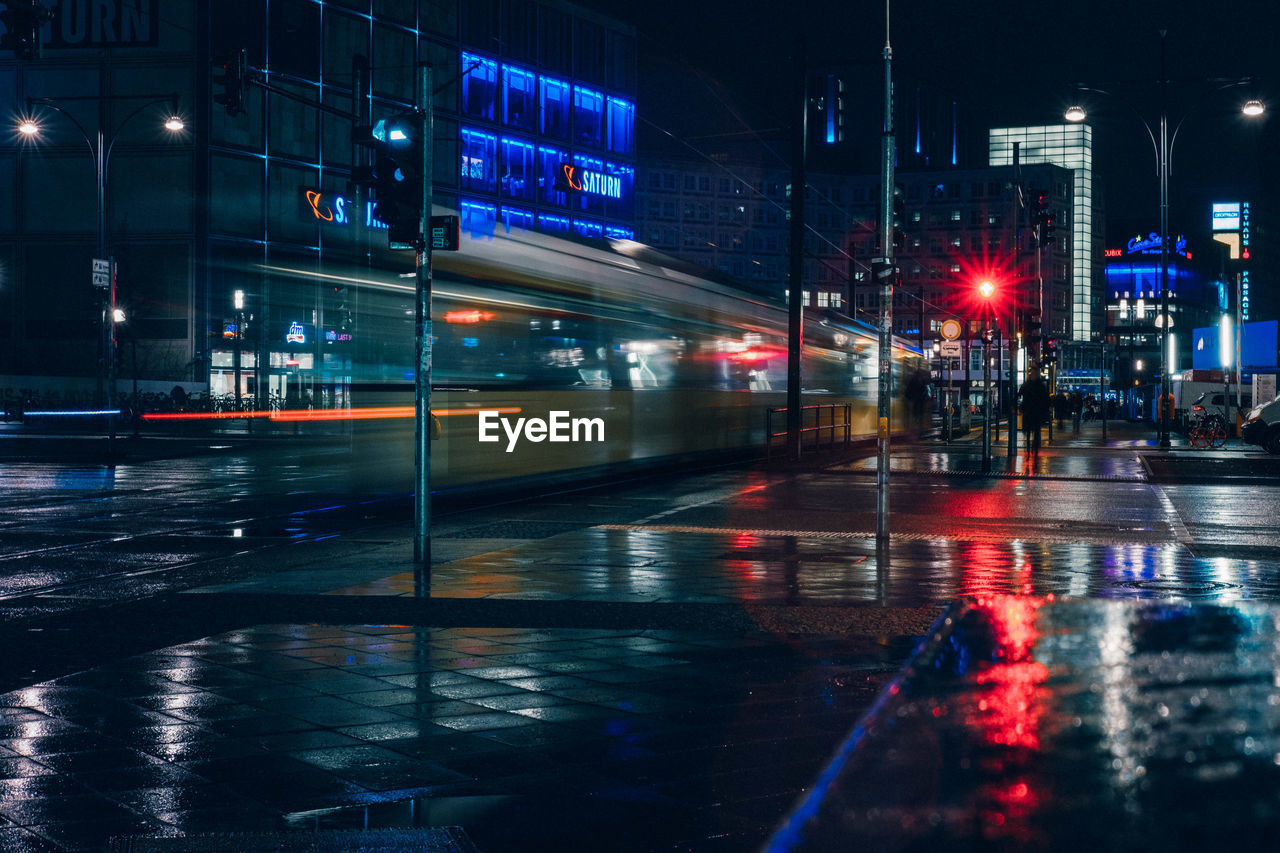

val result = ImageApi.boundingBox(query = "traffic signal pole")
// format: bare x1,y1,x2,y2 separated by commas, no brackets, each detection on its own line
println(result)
414,64,434,574
786,35,806,463
874,0,895,548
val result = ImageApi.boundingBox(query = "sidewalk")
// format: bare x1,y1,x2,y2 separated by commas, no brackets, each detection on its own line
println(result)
3,436,1279,851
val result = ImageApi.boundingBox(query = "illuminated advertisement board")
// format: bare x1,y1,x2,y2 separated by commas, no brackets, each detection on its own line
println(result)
1211,202,1241,231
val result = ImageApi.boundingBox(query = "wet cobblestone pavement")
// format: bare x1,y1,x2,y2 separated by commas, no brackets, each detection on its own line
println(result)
3,421,1280,851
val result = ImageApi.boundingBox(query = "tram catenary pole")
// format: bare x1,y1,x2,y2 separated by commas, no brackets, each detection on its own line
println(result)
874,0,895,547
414,64,435,573
786,35,806,462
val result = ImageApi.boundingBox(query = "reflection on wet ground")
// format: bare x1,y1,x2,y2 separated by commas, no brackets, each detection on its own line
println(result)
771,597,1280,852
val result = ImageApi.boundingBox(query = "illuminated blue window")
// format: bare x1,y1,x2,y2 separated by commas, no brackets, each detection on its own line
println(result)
573,85,604,148
502,64,536,131
538,213,571,234
606,97,634,155
461,53,498,121
604,225,634,240
572,153,603,213
462,337,480,348
537,145,568,206
500,136,536,201
573,218,603,239
460,127,497,193
501,206,535,232
461,198,497,237
540,76,570,140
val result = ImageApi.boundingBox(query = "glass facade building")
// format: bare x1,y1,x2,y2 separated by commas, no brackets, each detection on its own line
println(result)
0,0,635,403
989,125,1098,341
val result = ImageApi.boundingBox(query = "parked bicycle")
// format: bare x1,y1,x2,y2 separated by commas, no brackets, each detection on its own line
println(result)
1187,411,1227,449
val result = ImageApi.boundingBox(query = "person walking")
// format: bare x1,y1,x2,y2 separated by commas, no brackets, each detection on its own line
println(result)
1018,368,1051,457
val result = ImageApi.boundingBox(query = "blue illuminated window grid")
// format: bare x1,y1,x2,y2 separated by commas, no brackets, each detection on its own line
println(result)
461,53,498,121
605,225,634,240
573,218,603,239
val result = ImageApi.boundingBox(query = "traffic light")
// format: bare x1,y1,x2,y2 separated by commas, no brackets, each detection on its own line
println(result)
1042,337,1059,365
1031,190,1055,245
214,49,249,117
1020,310,1042,340
0,1,52,61
352,112,424,250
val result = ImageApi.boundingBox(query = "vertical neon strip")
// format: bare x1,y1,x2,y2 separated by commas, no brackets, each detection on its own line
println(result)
951,101,957,166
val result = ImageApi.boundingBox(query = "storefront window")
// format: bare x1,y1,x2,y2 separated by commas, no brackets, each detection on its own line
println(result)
502,64,536,131
538,213,570,234
573,218,603,240
461,52,497,121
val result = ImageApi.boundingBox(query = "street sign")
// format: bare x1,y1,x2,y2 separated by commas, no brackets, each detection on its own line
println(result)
92,257,112,288
940,318,962,341
940,340,962,357
429,215,460,251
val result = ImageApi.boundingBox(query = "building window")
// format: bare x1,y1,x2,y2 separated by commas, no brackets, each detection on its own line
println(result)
574,218,603,239
573,85,604,147
461,198,497,236
500,136,536,201
502,64,536,131
951,210,961,222
536,145,567,205
460,127,497,193
538,212,571,233
461,53,498,121
501,205,535,231
606,97,634,154
540,76,570,139
817,291,833,308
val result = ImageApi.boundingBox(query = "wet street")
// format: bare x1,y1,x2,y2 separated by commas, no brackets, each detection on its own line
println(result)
3,422,1280,851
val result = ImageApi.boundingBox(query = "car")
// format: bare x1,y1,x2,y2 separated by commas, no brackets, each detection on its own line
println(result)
1189,391,1251,425
1241,398,1280,455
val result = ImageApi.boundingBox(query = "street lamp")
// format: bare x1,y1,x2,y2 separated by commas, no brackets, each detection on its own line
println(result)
1064,31,1263,448
19,94,185,461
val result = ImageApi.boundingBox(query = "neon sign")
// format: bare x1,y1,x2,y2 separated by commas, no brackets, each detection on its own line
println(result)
1126,233,1187,257
325,331,353,342
286,322,306,344
555,164,622,199
301,188,387,230
1211,202,1240,231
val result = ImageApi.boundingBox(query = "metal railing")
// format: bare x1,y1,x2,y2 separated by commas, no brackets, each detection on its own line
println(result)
765,403,853,459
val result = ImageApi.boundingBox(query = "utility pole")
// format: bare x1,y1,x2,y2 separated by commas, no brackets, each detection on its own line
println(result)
414,64,435,575
874,0,895,547
786,35,807,462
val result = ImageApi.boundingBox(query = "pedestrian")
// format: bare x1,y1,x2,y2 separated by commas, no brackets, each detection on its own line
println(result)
1018,367,1051,457
1071,391,1082,433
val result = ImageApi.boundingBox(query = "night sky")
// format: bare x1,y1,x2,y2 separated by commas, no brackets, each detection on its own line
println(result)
579,0,1280,299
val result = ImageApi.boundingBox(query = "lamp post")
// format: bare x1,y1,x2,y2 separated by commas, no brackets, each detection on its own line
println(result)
18,94,185,462
233,289,245,413
1065,31,1262,447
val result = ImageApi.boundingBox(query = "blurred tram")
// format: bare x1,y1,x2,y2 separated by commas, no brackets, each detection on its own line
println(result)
259,224,925,494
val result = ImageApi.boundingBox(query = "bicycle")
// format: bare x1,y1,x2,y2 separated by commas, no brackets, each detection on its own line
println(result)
1187,413,1227,449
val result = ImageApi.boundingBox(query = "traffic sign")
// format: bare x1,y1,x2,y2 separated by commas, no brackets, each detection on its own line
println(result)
92,258,111,273
940,318,962,341
92,272,110,288
939,340,962,357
